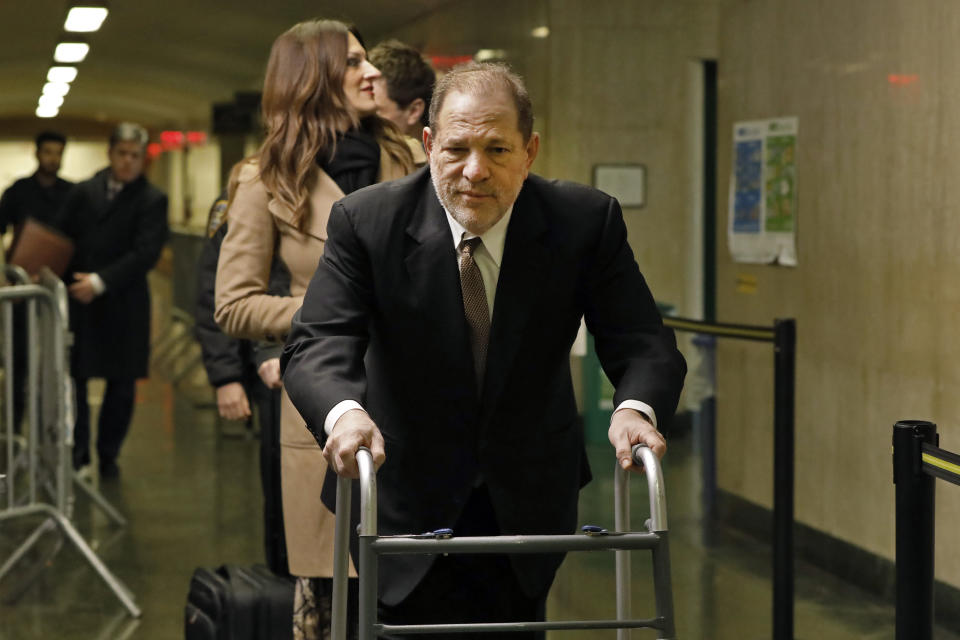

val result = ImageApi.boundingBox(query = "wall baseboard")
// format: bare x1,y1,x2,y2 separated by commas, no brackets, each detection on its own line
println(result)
716,489,960,631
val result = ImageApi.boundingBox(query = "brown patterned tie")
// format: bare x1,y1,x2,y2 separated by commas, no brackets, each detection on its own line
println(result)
458,236,490,389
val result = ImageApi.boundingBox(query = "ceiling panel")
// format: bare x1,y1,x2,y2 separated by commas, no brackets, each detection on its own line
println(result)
0,0,458,129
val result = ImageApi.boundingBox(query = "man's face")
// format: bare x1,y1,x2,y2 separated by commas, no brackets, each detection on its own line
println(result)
108,140,145,183
373,77,407,132
424,88,539,236
36,141,64,176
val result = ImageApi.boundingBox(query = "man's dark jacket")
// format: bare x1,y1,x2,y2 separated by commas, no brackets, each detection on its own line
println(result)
281,167,686,605
195,207,290,389
0,173,73,235
55,168,168,379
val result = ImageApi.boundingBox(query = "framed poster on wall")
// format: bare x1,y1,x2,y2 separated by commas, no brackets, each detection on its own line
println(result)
592,164,646,208
728,117,798,266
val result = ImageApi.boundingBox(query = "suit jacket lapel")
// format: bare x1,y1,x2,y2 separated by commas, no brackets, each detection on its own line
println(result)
481,184,549,414
91,171,113,222
404,183,475,388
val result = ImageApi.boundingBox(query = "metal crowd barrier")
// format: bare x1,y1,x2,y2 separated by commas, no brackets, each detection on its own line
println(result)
892,419,960,639
331,444,675,640
0,266,140,617
150,227,205,384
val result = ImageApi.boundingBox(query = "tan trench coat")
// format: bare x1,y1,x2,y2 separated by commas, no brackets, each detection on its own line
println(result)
215,152,408,577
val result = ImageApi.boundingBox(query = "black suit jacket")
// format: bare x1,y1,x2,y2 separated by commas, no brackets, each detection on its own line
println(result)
55,168,168,379
282,167,686,604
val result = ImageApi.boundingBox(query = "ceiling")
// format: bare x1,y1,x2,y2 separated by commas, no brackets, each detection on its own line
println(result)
0,0,458,131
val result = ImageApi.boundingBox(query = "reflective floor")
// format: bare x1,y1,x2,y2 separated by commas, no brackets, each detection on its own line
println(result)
1,288,958,639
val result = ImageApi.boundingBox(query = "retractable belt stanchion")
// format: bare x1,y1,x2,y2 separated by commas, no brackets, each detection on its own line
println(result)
664,315,796,640
0,267,140,617
332,443,676,639
893,420,939,640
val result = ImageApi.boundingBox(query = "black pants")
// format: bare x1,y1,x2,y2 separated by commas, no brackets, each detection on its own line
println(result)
378,486,548,640
73,377,136,467
251,383,289,576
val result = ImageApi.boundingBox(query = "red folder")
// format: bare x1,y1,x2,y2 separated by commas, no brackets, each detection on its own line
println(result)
7,218,74,277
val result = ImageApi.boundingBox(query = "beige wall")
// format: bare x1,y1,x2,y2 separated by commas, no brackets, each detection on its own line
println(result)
715,0,960,587
389,0,717,319
0,139,108,188
546,0,718,315
397,0,960,591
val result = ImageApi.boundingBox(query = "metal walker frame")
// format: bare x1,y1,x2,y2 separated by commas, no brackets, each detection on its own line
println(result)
332,443,676,639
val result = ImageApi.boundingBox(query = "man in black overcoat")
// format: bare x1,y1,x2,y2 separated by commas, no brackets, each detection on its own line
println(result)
281,63,686,638
54,123,168,477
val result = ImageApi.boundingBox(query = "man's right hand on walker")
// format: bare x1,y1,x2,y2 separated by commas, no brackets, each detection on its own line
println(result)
323,408,386,478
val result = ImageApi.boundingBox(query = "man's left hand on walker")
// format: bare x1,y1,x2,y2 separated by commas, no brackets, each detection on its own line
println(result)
608,407,666,473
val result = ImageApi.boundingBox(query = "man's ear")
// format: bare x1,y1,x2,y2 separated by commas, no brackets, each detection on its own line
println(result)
524,132,540,169
404,98,426,129
423,126,434,159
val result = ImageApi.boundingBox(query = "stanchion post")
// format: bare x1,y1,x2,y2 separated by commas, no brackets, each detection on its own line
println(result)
773,318,796,640
893,420,937,640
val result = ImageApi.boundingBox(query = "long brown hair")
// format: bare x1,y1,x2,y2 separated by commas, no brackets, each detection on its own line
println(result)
257,20,413,228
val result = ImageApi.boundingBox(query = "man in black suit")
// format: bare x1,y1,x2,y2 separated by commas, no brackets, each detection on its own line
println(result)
55,122,168,478
282,62,686,638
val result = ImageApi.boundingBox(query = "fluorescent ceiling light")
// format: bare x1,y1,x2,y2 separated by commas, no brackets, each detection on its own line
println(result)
36,105,60,119
38,94,65,109
64,7,109,32
47,66,78,83
43,82,71,97
54,42,90,63
475,49,507,62
531,26,550,38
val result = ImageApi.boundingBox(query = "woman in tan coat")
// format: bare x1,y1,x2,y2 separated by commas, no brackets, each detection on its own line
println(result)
214,19,413,639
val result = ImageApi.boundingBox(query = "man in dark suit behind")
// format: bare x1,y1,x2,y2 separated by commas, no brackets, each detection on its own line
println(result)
55,122,168,478
281,62,686,638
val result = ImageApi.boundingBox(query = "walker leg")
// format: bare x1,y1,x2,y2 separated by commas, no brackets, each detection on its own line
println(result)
651,532,676,639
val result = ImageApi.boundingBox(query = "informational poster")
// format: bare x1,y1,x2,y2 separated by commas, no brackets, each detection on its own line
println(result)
728,117,798,266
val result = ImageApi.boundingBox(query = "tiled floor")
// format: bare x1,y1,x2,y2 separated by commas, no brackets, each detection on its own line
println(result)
1,287,958,638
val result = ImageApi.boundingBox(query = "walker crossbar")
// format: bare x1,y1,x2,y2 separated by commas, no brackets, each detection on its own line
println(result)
332,443,676,640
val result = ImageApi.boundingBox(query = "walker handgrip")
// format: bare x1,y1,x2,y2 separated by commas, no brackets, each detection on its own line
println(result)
356,447,378,537
631,443,668,531
332,446,379,640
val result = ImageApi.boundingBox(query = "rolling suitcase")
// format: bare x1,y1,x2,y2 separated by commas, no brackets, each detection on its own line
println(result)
185,564,295,640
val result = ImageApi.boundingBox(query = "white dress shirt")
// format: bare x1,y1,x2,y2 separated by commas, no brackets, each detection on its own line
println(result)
322,204,658,435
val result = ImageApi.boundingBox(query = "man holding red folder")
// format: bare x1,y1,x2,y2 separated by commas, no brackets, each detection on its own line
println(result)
0,130,72,433
0,131,72,239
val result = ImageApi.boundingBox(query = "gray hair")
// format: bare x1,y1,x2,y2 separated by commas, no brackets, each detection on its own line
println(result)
109,122,149,148
429,61,533,142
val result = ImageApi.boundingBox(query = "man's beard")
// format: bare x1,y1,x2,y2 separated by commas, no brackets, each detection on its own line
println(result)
430,170,504,232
